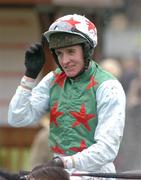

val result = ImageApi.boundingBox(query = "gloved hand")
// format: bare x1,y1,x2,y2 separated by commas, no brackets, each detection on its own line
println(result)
45,156,64,168
25,42,45,79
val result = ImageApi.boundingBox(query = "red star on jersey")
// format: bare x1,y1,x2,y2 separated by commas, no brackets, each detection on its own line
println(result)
64,17,80,27
50,102,63,127
53,72,66,88
86,20,96,31
70,104,96,131
86,76,97,90
69,140,87,152
51,145,65,154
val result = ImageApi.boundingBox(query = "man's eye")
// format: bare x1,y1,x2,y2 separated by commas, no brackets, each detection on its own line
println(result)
68,49,75,54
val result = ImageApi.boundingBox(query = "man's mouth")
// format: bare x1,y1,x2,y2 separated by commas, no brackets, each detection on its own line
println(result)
64,65,75,71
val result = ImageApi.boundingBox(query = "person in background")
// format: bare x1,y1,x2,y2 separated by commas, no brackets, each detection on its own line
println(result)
8,14,126,179
0,174,7,180
126,63,141,108
116,62,141,172
100,58,122,80
0,177,6,180
0,167,70,180
27,166,70,180
120,57,138,94
0,169,28,180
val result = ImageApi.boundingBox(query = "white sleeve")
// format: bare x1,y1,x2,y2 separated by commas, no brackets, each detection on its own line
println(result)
63,79,126,172
8,72,54,127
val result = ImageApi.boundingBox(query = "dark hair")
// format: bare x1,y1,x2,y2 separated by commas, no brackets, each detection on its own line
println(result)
0,169,20,180
0,176,7,180
28,167,70,180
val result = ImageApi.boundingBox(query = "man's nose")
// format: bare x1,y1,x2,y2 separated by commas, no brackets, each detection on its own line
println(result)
61,54,70,64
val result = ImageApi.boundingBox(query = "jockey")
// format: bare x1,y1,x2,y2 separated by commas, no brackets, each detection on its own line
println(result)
8,14,126,180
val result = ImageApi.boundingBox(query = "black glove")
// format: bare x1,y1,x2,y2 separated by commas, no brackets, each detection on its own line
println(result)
25,42,45,79
45,156,64,168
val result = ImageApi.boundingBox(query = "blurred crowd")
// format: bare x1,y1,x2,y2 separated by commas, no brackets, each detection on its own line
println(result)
100,56,141,172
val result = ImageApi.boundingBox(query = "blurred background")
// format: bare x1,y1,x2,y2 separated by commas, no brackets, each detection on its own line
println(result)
0,0,141,174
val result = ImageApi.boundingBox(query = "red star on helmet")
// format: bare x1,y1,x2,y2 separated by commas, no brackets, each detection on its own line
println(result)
50,102,64,127
64,17,80,27
69,140,87,152
70,104,96,131
86,19,96,31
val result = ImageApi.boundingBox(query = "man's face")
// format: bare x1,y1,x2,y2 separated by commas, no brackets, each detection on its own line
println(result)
55,45,85,77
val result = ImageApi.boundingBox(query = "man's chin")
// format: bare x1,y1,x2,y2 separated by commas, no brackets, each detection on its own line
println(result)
65,71,75,77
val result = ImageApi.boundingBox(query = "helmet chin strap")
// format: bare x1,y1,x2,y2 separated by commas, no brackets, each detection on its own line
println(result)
69,64,86,79
70,60,91,79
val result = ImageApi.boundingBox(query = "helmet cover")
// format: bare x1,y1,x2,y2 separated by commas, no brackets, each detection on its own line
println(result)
49,32,87,49
44,14,97,49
